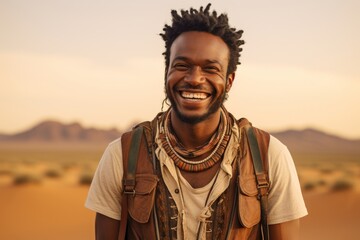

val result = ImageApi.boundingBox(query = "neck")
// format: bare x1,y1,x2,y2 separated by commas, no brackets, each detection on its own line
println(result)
169,109,222,149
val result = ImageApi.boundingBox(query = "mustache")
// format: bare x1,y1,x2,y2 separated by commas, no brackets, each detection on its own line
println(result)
175,83,213,92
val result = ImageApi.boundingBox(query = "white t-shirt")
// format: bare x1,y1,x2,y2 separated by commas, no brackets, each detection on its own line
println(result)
85,123,308,239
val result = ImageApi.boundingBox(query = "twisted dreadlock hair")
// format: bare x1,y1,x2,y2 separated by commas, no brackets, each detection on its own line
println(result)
160,3,245,78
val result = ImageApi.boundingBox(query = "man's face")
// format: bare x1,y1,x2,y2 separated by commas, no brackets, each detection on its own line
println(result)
166,31,234,124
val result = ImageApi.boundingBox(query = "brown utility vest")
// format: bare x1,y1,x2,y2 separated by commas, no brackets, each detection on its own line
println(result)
120,114,270,240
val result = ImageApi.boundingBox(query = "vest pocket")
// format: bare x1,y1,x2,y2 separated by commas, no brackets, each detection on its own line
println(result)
127,174,159,223
237,175,261,228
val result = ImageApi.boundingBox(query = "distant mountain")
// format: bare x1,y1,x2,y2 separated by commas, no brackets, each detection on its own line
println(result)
0,120,122,143
0,121,359,154
271,128,360,154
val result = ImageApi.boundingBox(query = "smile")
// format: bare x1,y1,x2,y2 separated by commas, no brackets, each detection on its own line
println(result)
180,91,210,100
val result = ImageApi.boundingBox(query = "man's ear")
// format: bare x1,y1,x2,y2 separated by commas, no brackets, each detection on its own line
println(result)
226,72,235,92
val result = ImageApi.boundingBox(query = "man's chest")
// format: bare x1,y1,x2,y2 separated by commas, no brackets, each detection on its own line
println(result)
179,161,222,188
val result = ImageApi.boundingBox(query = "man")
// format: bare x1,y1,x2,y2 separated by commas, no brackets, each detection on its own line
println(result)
86,4,307,240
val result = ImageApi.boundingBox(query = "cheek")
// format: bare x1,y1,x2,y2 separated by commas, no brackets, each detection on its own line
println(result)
211,78,227,92
165,75,176,95
166,72,180,89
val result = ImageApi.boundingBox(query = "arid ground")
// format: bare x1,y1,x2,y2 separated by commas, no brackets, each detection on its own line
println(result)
0,146,359,240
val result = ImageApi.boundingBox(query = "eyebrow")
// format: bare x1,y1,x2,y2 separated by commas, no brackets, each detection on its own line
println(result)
172,56,222,65
172,56,190,62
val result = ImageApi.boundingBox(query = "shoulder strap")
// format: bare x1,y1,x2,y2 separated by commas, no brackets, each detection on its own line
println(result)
123,126,144,195
118,116,160,240
245,125,270,240
118,126,144,240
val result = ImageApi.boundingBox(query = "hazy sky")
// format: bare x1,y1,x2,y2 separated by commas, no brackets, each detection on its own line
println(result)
1,0,359,139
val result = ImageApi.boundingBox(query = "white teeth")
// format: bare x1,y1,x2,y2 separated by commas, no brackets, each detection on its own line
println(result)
181,91,207,99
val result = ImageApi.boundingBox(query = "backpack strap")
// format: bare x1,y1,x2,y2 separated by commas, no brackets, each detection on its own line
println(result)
118,126,144,240
245,125,270,240
123,126,144,195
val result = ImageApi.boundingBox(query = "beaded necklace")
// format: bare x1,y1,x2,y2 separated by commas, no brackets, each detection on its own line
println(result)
166,111,225,158
159,108,232,172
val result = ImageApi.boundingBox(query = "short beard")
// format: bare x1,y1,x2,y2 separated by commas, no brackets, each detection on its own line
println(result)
167,90,226,124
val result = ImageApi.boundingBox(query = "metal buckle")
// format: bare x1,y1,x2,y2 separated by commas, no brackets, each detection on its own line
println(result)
123,189,136,196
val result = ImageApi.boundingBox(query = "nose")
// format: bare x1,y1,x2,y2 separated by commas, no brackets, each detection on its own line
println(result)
184,66,205,86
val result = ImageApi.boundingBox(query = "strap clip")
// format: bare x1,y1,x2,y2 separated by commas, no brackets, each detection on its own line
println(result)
123,179,136,196
123,189,136,196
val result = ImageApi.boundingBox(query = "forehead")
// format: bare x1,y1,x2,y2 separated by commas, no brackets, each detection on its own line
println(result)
169,31,230,64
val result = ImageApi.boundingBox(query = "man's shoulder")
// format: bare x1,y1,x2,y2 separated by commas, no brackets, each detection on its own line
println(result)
234,117,271,146
239,121,288,155
268,135,288,155
232,117,286,151
104,137,122,158
108,137,122,147
233,116,270,134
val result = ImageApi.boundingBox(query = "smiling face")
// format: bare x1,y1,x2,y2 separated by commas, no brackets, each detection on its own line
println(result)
166,31,234,124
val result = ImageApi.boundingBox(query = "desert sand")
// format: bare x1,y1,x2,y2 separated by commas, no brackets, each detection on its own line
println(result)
0,147,359,240
0,183,359,240
302,192,360,240
0,184,94,240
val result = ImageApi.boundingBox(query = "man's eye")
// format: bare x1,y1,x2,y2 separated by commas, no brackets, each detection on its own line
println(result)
204,66,219,72
174,64,189,70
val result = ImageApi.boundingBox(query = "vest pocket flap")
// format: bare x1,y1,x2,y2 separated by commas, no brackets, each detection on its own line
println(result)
238,175,261,228
239,175,258,196
128,174,159,223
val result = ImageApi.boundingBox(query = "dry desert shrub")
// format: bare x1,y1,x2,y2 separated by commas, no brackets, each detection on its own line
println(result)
303,179,328,191
13,172,42,185
331,179,354,192
44,166,64,178
79,172,93,185
303,182,316,191
78,163,97,185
